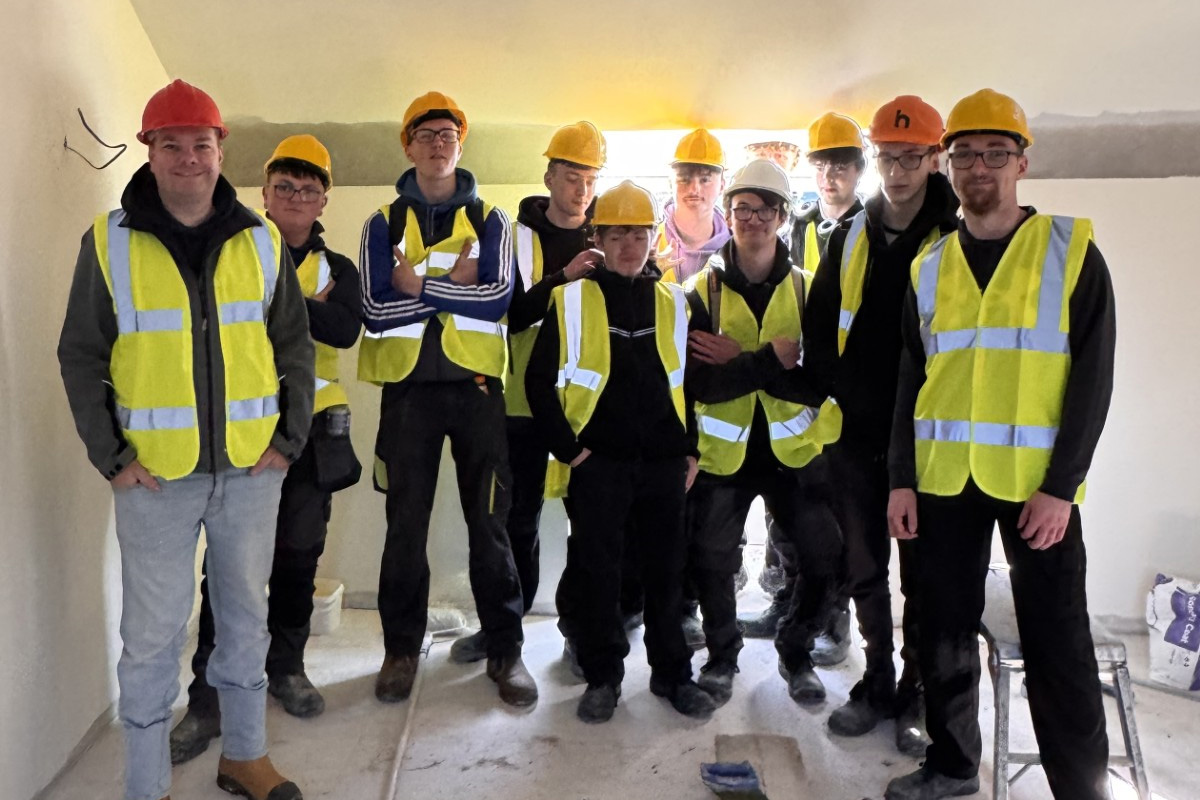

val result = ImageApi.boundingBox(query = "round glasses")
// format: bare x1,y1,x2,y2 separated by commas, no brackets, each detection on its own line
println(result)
947,149,1020,169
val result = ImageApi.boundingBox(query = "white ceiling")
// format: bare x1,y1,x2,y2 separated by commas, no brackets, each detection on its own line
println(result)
131,0,1200,130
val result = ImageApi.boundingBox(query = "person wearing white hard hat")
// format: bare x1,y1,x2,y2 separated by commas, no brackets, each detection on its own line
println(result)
683,159,842,707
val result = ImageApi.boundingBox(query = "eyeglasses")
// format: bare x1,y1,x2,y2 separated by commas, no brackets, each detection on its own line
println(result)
947,149,1020,169
875,149,935,171
270,182,324,203
810,160,853,178
411,128,461,145
731,205,780,222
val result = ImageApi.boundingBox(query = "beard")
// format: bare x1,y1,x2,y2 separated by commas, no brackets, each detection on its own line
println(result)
958,180,1001,216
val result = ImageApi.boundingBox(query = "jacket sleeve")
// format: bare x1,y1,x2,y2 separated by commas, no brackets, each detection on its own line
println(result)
888,286,925,490
57,228,137,479
508,261,570,333
525,299,583,464
418,206,514,321
267,247,316,461
1039,241,1116,501
683,283,786,404
307,251,362,349
800,228,843,401
359,209,438,333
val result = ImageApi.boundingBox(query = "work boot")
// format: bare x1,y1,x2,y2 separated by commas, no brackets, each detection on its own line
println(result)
375,653,419,703
448,629,489,664
487,654,538,707
682,608,706,650
561,639,585,681
734,563,749,593
216,754,303,800
268,673,325,719
758,564,786,595
576,684,620,724
697,660,738,706
779,658,826,705
811,607,852,666
737,598,786,639
829,673,896,736
621,611,644,632
169,708,221,765
884,765,979,799
650,676,716,720
894,691,931,757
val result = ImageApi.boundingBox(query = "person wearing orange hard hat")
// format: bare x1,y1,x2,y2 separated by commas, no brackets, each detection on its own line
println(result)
58,79,313,800
884,89,1116,800
525,180,716,724
656,128,732,285
798,96,959,757
357,91,537,711
443,121,607,668
171,133,363,763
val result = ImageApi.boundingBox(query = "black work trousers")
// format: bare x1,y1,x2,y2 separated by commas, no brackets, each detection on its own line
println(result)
376,379,524,659
828,443,920,704
916,480,1109,799
561,452,693,688
506,415,546,613
691,455,842,671
187,436,331,716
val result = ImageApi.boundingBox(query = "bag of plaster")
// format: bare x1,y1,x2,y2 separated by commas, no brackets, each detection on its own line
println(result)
1145,573,1200,692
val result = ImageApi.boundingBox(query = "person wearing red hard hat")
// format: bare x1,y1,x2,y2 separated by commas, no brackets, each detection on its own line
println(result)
58,79,312,800
884,89,1116,800
799,95,959,759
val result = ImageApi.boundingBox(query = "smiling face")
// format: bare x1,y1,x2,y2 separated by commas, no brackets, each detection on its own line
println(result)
726,191,783,251
262,168,327,238
403,121,463,181
147,126,223,204
947,133,1027,217
672,164,723,214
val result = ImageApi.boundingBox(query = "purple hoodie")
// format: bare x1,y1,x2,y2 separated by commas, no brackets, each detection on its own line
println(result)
658,200,732,283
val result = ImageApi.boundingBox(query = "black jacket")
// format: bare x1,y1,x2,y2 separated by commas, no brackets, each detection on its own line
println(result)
284,220,362,350
801,172,959,456
526,264,695,463
888,208,1117,501
506,195,596,334
789,198,864,269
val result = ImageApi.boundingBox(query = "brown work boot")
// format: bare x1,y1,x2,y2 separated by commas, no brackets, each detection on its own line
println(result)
486,654,538,707
375,653,419,703
216,755,302,800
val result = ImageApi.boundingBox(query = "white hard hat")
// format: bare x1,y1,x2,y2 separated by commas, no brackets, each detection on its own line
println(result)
723,158,792,207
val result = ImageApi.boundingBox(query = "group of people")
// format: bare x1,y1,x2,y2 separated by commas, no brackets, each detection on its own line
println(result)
58,78,1117,800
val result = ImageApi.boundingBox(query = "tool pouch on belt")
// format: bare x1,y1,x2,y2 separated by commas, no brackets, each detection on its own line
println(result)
312,405,362,492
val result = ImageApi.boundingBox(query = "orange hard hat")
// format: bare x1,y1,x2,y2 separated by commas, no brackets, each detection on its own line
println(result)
869,96,944,147
401,91,468,146
138,79,228,144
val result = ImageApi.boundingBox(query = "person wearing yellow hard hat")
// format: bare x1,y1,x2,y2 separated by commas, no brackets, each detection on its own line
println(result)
171,134,363,761
884,89,1116,800
444,121,606,667
656,128,732,285
797,96,959,757
58,79,314,800
683,159,843,708
357,91,537,710
525,180,716,725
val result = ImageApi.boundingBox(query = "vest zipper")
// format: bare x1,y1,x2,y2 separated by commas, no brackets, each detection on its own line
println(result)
198,263,218,470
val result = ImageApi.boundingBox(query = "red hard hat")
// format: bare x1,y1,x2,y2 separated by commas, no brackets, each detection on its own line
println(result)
138,79,228,144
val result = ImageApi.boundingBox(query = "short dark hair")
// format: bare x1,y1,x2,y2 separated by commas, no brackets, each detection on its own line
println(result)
672,163,722,181
808,146,866,171
266,157,330,189
406,109,461,140
548,158,596,173
944,129,1029,151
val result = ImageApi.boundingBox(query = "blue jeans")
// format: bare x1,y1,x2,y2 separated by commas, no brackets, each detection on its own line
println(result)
113,467,285,800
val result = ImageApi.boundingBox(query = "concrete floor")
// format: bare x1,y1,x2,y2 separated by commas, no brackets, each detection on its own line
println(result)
39,593,1199,800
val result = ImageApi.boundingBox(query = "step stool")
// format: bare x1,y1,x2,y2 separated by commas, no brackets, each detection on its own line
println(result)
980,564,1150,800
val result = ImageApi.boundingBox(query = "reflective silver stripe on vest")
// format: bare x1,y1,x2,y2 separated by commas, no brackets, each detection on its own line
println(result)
916,217,1074,357
315,253,332,294
415,245,480,277
228,395,280,421
516,224,536,291
315,377,333,392
557,281,603,390
452,315,506,338
107,211,188,335
220,300,264,325
364,323,424,340
667,285,687,389
914,418,1058,450
913,418,971,443
769,406,819,441
837,212,867,337
116,403,195,431
699,415,750,443
250,221,278,312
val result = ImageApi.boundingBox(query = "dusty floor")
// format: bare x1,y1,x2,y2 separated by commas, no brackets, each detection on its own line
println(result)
39,592,1197,800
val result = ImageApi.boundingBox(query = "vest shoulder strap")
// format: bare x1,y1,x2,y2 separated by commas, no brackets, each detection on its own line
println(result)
707,266,722,333
790,266,807,316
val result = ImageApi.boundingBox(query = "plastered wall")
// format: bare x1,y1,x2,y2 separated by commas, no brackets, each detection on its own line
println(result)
0,2,169,798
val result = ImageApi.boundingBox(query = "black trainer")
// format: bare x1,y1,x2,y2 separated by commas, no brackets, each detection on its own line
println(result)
268,673,325,719
884,765,979,799
448,630,489,664
169,708,221,765
779,659,826,705
576,684,620,724
650,677,716,720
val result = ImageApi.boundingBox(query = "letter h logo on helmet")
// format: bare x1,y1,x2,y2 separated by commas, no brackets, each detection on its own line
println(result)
893,110,911,130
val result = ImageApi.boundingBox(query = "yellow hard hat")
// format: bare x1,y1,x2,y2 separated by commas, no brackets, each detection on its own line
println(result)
544,121,606,169
592,180,659,227
943,88,1033,148
264,134,332,188
672,128,725,169
401,91,468,146
807,112,865,153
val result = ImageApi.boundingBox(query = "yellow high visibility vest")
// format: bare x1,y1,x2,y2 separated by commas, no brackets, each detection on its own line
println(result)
295,250,350,413
655,225,681,284
357,203,507,384
94,209,282,480
544,278,689,497
911,214,1091,502
505,221,545,418
689,263,825,474
803,221,821,274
